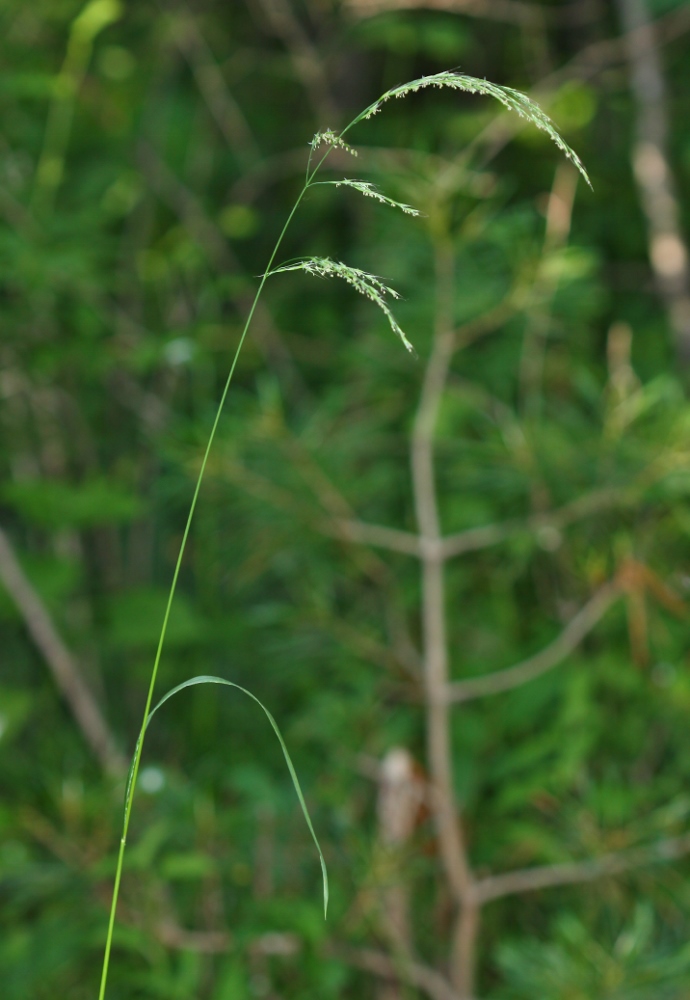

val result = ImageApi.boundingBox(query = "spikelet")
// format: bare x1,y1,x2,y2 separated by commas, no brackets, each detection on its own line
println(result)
270,257,414,354
310,128,358,157
329,179,421,216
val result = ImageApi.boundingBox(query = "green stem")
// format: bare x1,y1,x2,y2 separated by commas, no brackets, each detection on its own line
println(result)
97,94,373,997
96,184,308,1000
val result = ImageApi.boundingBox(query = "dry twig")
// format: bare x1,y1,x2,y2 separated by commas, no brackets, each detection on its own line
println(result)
474,832,690,903
411,238,477,998
447,583,620,703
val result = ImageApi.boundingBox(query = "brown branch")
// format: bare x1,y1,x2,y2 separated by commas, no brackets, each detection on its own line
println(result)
341,947,459,1000
439,487,622,559
0,526,126,777
615,0,690,363
474,832,690,904
330,488,625,563
154,922,301,955
223,454,421,675
412,237,477,998
138,141,233,269
447,583,620,704
332,519,421,556
375,748,426,993
453,295,522,352
560,2,690,87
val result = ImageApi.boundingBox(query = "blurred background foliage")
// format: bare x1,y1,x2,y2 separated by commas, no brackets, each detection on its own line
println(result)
1,0,690,998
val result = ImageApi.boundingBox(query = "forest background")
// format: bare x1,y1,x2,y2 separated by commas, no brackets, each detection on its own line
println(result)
2,0,690,998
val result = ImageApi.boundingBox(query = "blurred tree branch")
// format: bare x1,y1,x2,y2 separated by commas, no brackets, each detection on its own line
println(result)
473,831,690,903
615,0,690,364
0,526,126,776
412,234,478,998
447,583,620,703
331,486,623,560
341,946,460,1000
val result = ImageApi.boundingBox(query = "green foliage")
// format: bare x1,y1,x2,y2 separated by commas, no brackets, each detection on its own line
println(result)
497,908,690,999
1,2,690,1000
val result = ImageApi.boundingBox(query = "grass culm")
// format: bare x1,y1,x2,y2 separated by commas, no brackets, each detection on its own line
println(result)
97,70,588,1000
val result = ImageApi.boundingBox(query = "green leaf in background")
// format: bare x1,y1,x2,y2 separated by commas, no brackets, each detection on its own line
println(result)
0,688,33,748
2,478,142,528
107,587,205,650
2,3,690,997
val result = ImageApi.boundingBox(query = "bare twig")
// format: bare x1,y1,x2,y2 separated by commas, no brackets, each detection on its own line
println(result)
0,526,126,776
439,488,622,560
411,237,477,998
447,583,619,704
473,832,690,904
615,0,690,363
341,947,459,1000
222,452,421,675
155,921,301,955
327,486,629,565
559,2,690,87
138,141,233,268
333,519,421,556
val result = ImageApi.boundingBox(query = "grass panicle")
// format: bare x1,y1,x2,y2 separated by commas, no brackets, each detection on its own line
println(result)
323,178,421,216
348,71,591,188
310,128,358,157
270,256,415,354
97,67,586,1000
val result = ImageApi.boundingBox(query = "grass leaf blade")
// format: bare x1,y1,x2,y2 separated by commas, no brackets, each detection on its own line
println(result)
129,674,329,918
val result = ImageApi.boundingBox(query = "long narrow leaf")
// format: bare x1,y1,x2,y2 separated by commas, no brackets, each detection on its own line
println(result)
126,674,329,917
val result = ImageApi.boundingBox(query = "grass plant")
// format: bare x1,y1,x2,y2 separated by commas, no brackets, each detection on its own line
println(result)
96,70,587,1000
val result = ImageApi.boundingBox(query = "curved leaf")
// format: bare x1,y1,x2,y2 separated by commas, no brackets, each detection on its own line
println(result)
126,674,329,917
